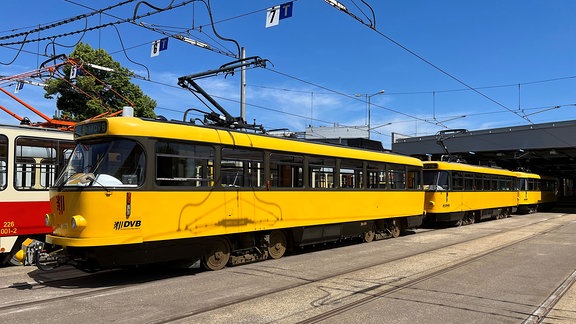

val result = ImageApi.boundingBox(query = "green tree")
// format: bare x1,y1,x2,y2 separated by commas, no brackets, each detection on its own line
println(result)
44,42,156,121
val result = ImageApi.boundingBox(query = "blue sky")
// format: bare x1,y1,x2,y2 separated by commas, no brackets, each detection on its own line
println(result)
1,1,576,148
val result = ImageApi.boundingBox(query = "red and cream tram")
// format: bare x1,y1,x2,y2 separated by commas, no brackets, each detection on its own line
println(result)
0,124,73,265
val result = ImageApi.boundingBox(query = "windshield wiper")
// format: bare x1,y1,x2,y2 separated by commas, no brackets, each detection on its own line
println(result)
84,173,112,193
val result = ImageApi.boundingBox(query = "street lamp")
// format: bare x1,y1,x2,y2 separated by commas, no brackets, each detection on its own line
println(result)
355,90,385,139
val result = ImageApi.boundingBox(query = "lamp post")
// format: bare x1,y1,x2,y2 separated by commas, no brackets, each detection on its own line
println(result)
355,90,385,139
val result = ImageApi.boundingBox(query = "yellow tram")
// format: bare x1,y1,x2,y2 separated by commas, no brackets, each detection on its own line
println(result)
515,172,558,213
44,116,424,271
515,171,542,213
423,161,518,226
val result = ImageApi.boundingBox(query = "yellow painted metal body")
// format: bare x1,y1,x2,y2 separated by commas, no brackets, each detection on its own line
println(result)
515,171,542,209
47,190,424,247
425,190,518,215
424,161,518,215
47,117,424,248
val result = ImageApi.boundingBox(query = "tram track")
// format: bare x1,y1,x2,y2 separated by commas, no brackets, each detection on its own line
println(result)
0,267,199,314
0,268,98,292
147,213,573,323
0,213,571,322
296,222,568,324
0,283,133,313
523,268,576,324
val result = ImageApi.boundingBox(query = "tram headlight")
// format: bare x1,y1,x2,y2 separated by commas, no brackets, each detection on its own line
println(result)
45,214,52,227
71,215,87,230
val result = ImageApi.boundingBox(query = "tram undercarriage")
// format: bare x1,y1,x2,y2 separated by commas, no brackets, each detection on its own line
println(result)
426,207,516,227
38,215,423,272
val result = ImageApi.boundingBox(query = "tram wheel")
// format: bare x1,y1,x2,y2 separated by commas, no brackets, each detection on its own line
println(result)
201,237,231,271
388,221,401,238
267,230,287,259
363,227,375,243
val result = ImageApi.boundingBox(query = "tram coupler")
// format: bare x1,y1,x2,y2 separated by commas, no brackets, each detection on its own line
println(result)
31,243,68,271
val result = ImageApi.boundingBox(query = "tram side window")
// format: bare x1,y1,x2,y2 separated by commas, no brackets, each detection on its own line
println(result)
15,137,75,190
407,166,421,190
482,175,492,191
499,177,513,191
340,159,363,189
221,148,264,188
269,153,303,188
464,173,474,190
452,172,464,191
516,178,526,191
0,135,6,191
367,163,387,189
156,142,214,187
388,165,406,190
309,157,336,189
474,174,483,191
528,179,538,191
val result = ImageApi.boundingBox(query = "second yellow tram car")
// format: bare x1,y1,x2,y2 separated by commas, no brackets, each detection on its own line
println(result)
423,161,519,226
515,171,541,214
515,172,558,213
44,116,425,271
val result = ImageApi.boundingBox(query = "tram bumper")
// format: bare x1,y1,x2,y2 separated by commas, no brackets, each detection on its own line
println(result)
46,234,143,247
428,212,464,223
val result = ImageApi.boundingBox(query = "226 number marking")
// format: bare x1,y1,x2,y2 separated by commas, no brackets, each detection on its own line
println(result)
1,222,16,235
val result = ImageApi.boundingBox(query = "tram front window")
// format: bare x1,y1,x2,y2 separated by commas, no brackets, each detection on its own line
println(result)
56,139,145,188
423,170,449,191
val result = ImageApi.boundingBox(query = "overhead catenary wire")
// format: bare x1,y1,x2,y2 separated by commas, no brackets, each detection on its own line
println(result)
249,61,576,137
322,0,533,125
0,0,424,131
321,0,576,151
19,0,460,127
265,67,438,127
0,0,135,41
2,1,575,143
0,1,196,50
65,0,242,58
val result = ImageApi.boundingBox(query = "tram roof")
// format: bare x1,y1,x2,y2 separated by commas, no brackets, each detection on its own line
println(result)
0,123,72,138
76,117,423,167
423,161,517,177
513,171,541,179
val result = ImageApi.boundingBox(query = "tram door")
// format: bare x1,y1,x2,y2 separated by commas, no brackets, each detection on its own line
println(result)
518,178,529,205
436,171,454,211
220,159,243,232
220,149,262,232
